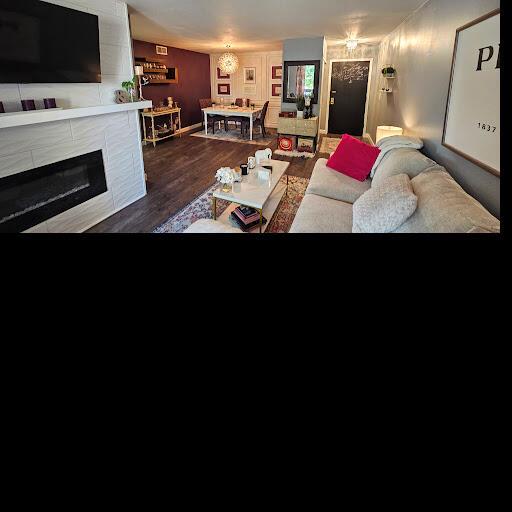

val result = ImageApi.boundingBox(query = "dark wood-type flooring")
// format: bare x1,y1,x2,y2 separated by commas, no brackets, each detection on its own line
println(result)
88,128,339,233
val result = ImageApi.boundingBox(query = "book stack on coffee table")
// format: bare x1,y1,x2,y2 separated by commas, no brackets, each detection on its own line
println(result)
230,206,267,232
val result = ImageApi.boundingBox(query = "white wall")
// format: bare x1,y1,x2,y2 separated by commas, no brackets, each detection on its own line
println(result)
0,0,146,233
209,51,283,128
368,0,500,217
0,0,134,112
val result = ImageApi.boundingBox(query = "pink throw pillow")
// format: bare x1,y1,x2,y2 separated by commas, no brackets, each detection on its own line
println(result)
326,134,381,182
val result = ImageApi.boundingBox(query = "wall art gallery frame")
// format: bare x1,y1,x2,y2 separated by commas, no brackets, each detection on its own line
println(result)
442,9,500,177
218,83,231,95
217,68,230,79
244,67,256,84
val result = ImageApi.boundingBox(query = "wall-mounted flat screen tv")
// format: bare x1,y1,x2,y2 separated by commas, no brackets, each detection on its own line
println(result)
0,0,101,83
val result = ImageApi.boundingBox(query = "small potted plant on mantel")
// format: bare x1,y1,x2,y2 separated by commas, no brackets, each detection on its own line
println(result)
121,76,137,102
382,66,396,78
296,94,306,119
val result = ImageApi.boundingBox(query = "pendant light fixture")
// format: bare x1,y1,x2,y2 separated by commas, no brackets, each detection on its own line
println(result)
218,44,239,74
346,39,359,51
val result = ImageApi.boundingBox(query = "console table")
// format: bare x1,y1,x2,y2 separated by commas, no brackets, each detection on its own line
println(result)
141,108,182,147
278,116,319,152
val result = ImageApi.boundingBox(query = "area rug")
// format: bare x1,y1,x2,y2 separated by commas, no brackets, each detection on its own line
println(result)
274,149,316,159
191,129,275,146
320,137,342,154
153,176,309,234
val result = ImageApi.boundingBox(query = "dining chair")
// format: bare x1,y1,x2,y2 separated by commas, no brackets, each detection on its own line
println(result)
241,101,269,138
199,98,224,134
225,98,245,133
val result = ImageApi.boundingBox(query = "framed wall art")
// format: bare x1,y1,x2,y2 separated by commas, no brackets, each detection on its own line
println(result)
156,45,168,55
272,83,282,97
244,67,256,84
272,65,282,80
442,9,500,177
217,83,231,95
217,68,230,79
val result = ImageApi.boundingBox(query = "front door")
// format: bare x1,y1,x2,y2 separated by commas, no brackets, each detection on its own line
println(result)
328,60,371,135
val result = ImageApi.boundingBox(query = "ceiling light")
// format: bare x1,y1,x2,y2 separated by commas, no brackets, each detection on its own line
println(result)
346,39,359,51
218,44,239,74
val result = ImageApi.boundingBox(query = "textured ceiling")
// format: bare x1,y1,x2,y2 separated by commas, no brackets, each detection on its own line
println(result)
128,0,428,53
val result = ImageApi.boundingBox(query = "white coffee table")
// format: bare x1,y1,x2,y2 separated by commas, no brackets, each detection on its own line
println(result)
212,159,290,233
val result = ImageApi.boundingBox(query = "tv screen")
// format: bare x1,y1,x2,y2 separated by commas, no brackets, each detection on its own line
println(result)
0,0,101,83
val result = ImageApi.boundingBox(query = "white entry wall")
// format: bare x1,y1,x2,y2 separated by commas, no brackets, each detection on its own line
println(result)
209,51,283,128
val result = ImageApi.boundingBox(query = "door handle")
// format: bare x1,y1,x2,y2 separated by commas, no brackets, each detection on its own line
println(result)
330,98,335,105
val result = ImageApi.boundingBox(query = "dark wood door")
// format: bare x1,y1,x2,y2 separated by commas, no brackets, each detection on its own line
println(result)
328,60,371,135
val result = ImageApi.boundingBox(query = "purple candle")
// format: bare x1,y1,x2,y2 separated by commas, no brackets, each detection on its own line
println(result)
21,99,36,111
44,98,57,109
0,101,4,114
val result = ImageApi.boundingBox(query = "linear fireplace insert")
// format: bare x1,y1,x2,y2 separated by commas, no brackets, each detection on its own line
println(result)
0,150,107,233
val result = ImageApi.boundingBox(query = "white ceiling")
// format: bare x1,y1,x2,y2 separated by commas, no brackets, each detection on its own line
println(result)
127,0,428,54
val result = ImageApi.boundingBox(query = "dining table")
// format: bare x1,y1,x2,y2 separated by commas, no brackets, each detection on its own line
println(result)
201,105,263,141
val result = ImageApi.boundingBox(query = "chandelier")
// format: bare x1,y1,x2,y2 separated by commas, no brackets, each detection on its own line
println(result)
346,39,359,51
218,45,239,74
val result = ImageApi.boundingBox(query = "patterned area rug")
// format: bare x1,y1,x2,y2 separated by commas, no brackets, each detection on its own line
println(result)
320,137,342,154
274,149,316,159
191,128,275,146
154,176,309,234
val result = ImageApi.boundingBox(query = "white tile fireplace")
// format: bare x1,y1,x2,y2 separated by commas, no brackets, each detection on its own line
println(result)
0,0,149,233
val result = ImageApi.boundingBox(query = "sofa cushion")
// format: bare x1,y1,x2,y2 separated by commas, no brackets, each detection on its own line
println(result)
371,148,437,188
395,168,500,233
307,158,371,204
290,194,353,233
327,134,381,182
353,174,418,233
183,219,243,233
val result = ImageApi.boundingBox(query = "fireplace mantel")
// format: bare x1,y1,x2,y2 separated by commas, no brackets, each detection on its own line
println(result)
0,101,153,130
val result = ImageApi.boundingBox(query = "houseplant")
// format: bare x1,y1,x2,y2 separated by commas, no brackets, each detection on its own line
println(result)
296,94,306,119
122,76,137,102
382,66,396,78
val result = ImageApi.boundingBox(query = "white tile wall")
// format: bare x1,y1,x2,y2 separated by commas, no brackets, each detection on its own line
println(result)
0,1,147,233
1,0,133,111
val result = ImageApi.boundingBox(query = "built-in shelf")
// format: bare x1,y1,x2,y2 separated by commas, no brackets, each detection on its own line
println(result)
0,101,153,130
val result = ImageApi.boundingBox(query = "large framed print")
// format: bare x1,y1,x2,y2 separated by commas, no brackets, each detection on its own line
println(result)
443,9,500,177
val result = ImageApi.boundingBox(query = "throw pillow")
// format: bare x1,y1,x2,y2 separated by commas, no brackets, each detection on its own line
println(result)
353,174,418,233
326,134,381,182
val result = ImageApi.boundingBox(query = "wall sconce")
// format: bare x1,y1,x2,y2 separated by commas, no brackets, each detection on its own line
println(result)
376,126,404,143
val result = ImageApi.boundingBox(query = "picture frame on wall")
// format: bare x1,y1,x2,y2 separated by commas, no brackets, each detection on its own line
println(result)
442,9,500,177
272,83,282,97
156,45,168,55
244,67,256,84
218,83,231,95
272,66,282,80
217,68,230,79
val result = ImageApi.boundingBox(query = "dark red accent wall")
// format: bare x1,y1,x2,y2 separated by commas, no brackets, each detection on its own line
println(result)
133,40,211,129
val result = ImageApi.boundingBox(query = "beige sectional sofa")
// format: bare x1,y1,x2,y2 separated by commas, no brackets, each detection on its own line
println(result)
290,148,500,234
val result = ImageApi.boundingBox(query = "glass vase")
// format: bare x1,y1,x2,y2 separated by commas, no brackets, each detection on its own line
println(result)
221,182,232,193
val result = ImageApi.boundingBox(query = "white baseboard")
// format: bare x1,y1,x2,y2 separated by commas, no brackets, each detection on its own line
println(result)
179,122,202,134
365,132,375,146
